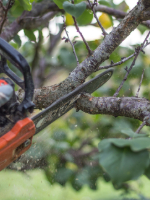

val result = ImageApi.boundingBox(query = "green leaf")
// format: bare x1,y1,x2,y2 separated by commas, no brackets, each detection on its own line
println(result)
98,0,111,7
121,128,148,138
138,25,148,34
24,29,36,42
71,178,82,191
111,137,150,152
54,168,74,185
98,140,149,186
63,1,86,18
13,34,22,47
121,128,136,137
77,9,93,25
20,0,32,11
75,166,101,190
10,1,24,17
10,0,32,17
53,0,66,9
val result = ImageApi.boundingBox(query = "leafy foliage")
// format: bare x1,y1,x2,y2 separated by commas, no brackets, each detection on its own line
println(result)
63,1,86,18
53,0,66,9
98,137,150,186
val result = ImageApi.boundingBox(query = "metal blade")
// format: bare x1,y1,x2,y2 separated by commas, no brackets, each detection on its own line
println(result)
32,69,113,135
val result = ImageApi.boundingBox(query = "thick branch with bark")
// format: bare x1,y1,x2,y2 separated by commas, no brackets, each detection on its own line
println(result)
16,0,150,110
77,94,150,126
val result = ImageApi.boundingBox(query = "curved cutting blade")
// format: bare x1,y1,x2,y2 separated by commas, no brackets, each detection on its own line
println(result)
32,69,113,135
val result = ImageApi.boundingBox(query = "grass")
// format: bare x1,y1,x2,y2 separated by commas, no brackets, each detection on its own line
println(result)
1,169,149,200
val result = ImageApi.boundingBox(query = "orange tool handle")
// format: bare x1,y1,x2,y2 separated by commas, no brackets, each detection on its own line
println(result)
0,118,35,171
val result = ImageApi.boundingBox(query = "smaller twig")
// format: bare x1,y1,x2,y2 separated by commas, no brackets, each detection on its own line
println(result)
87,0,108,37
113,53,140,97
0,0,14,34
135,69,145,98
62,16,79,65
113,31,150,97
136,121,146,133
99,41,150,71
0,0,6,11
99,54,135,70
72,16,93,56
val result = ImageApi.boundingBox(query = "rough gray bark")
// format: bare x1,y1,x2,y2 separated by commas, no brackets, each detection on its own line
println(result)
77,94,150,126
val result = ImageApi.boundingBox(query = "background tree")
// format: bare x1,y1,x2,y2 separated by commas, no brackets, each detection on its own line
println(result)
1,0,150,199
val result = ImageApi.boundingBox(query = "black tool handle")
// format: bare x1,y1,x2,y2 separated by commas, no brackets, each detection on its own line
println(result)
0,38,34,113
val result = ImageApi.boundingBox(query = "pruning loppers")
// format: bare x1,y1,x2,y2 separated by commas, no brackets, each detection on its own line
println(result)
0,38,113,171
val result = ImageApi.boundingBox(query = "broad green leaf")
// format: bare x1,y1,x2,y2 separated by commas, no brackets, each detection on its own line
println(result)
111,119,132,136
71,175,82,191
121,128,136,137
24,29,36,42
10,0,32,17
98,141,149,186
54,168,74,185
98,0,111,7
111,137,150,152
99,137,150,152
13,34,22,47
121,128,148,138
75,166,101,189
63,1,86,18
10,1,24,17
53,0,66,9
77,9,93,25
20,0,32,11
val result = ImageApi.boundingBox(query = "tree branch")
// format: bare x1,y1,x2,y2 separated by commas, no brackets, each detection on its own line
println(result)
87,0,108,37
135,69,145,98
16,0,150,111
77,93,150,127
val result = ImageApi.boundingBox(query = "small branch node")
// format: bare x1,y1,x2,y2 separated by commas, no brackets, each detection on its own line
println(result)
124,66,129,72
72,15,93,56
113,31,150,97
62,16,79,65
135,69,145,98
